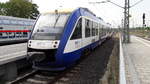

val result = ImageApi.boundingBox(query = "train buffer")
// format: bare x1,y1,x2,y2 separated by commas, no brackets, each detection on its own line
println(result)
122,35,150,84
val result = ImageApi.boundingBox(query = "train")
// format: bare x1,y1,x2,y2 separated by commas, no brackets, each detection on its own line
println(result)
0,15,35,44
27,7,112,71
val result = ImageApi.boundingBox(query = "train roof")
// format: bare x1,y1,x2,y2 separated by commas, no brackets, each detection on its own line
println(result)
78,7,104,22
0,15,35,22
43,8,74,14
41,7,103,21
39,7,110,27
0,15,35,26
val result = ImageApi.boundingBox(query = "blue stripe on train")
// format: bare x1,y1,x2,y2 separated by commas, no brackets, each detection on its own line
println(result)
55,8,82,64
55,8,102,65
61,39,106,67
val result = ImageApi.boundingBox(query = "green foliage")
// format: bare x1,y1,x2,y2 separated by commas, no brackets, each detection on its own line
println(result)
0,2,7,15
0,0,39,19
145,27,150,30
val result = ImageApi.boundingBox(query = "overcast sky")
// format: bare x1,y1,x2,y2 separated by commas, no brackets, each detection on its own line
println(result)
0,0,150,27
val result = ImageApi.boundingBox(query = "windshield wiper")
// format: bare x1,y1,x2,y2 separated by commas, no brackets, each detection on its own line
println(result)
53,14,60,28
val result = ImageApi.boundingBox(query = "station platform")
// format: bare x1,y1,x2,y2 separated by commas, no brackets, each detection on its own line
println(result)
123,35,150,84
0,43,28,80
0,38,27,45
0,43,27,65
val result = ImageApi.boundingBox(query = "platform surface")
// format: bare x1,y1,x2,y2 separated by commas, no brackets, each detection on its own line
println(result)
0,43,27,65
0,38,27,44
123,35,150,84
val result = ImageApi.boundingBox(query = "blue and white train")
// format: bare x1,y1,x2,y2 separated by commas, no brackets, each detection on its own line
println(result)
27,7,112,71
0,15,35,44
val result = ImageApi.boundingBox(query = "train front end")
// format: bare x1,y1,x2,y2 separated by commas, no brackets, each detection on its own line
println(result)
27,11,71,71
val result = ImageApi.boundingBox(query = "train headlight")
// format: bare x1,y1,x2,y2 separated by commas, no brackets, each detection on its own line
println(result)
53,45,56,48
55,41,58,44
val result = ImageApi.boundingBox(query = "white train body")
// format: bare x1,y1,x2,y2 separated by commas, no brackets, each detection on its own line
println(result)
0,15,35,43
27,8,112,71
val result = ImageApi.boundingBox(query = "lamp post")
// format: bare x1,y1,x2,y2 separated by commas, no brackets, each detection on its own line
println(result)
89,0,143,43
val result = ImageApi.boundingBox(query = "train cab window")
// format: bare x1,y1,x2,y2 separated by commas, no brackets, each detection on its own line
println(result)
70,18,82,40
31,13,70,40
85,19,90,37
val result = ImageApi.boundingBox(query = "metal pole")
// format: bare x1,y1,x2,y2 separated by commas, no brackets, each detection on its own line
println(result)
123,0,127,43
123,0,130,43
127,0,130,43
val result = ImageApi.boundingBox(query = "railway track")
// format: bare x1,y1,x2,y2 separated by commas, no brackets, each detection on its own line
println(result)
7,69,66,84
7,62,87,84
7,37,113,84
7,51,91,84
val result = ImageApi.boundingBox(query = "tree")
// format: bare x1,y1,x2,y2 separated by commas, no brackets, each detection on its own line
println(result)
29,3,39,19
0,2,7,15
0,0,39,19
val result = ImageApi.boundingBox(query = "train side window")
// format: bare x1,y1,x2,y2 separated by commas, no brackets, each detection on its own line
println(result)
0,20,2,24
99,24,103,36
11,20,17,25
85,19,90,37
89,21,92,36
96,29,98,35
0,27,3,37
0,33,2,36
95,23,98,35
3,20,10,25
70,18,82,40
92,22,96,36
0,27,3,29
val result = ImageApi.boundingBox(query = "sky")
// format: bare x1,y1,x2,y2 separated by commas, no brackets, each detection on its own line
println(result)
0,0,150,28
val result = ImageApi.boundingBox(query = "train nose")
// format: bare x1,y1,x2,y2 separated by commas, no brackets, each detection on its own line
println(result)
27,52,46,62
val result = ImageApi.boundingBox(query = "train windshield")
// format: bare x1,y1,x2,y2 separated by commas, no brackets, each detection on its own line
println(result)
31,13,70,40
